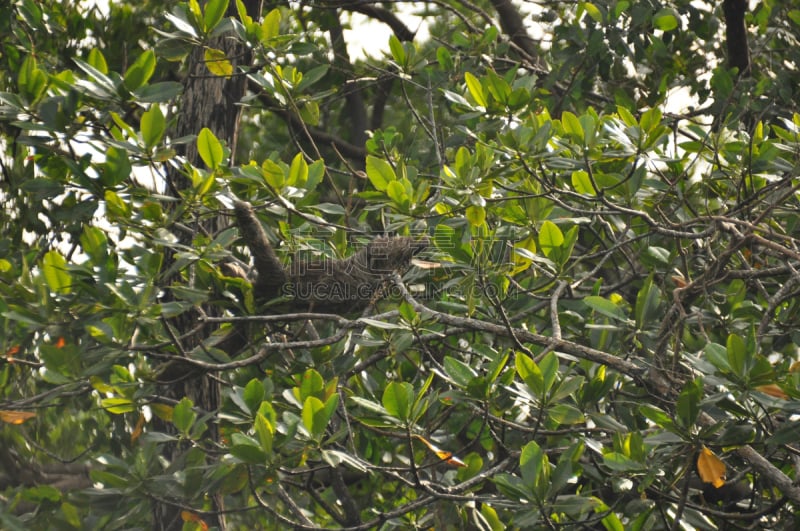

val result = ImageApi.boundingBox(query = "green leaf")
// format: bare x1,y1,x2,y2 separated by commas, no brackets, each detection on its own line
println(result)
173,397,196,433
444,356,478,387
561,111,584,142
676,377,702,428
302,394,339,440
389,34,406,66
365,155,396,192
102,146,132,186
710,66,734,98
140,105,165,149
301,396,323,436
123,50,156,91
464,71,487,107
539,352,559,395
493,473,533,502
465,205,486,226
296,368,324,402
19,55,47,103
100,398,135,414
296,65,329,92
653,9,678,31
261,8,281,41
80,226,108,264
253,414,274,457
103,190,130,219
602,452,645,472
87,48,108,74
197,127,224,169
640,107,662,133
436,46,453,70
635,275,662,329
204,47,233,78
382,381,414,422
133,81,183,103
243,378,265,414
548,404,585,425
398,300,418,324
583,295,629,322
704,342,731,373
520,441,548,488
726,333,749,377
306,159,325,190
42,250,71,294
261,159,285,188
538,220,564,258
571,170,595,195
639,404,676,432
485,69,510,104
386,180,409,210
516,353,544,396
583,2,603,22
230,433,268,463
479,503,505,531
410,373,434,421
299,100,320,126
203,0,228,31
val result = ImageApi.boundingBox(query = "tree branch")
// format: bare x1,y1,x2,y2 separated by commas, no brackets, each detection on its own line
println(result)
722,0,750,76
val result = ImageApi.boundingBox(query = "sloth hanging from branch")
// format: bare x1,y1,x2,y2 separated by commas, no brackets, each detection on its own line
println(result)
232,199,429,315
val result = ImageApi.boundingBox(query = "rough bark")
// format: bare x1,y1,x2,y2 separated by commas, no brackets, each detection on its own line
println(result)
153,2,261,530
488,0,542,69
722,0,750,76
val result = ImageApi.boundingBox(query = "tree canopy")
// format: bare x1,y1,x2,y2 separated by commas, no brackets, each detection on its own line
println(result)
2,0,800,529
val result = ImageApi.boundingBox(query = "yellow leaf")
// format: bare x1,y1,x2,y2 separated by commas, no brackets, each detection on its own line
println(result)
0,410,36,424
697,447,726,488
181,511,209,530
755,384,789,400
413,434,467,468
131,413,145,444
150,403,174,422
203,48,233,78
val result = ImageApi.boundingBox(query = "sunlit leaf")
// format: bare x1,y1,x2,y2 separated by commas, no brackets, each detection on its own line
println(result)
140,104,165,149
42,250,71,294
538,220,563,258
123,50,156,91
204,47,233,78
173,397,196,433
203,0,227,32
261,8,281,41
197,127,224,169
365,155,396,192
464,71,487,107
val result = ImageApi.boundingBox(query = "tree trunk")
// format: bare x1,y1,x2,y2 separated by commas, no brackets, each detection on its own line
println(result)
152,2,261,530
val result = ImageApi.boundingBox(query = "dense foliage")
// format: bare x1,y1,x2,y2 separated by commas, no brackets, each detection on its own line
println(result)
2,0,800,529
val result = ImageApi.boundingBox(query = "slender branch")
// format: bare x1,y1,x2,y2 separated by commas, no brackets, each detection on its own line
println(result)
390,273,647,381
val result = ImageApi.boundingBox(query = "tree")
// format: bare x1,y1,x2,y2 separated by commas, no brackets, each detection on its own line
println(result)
1,0,800,529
